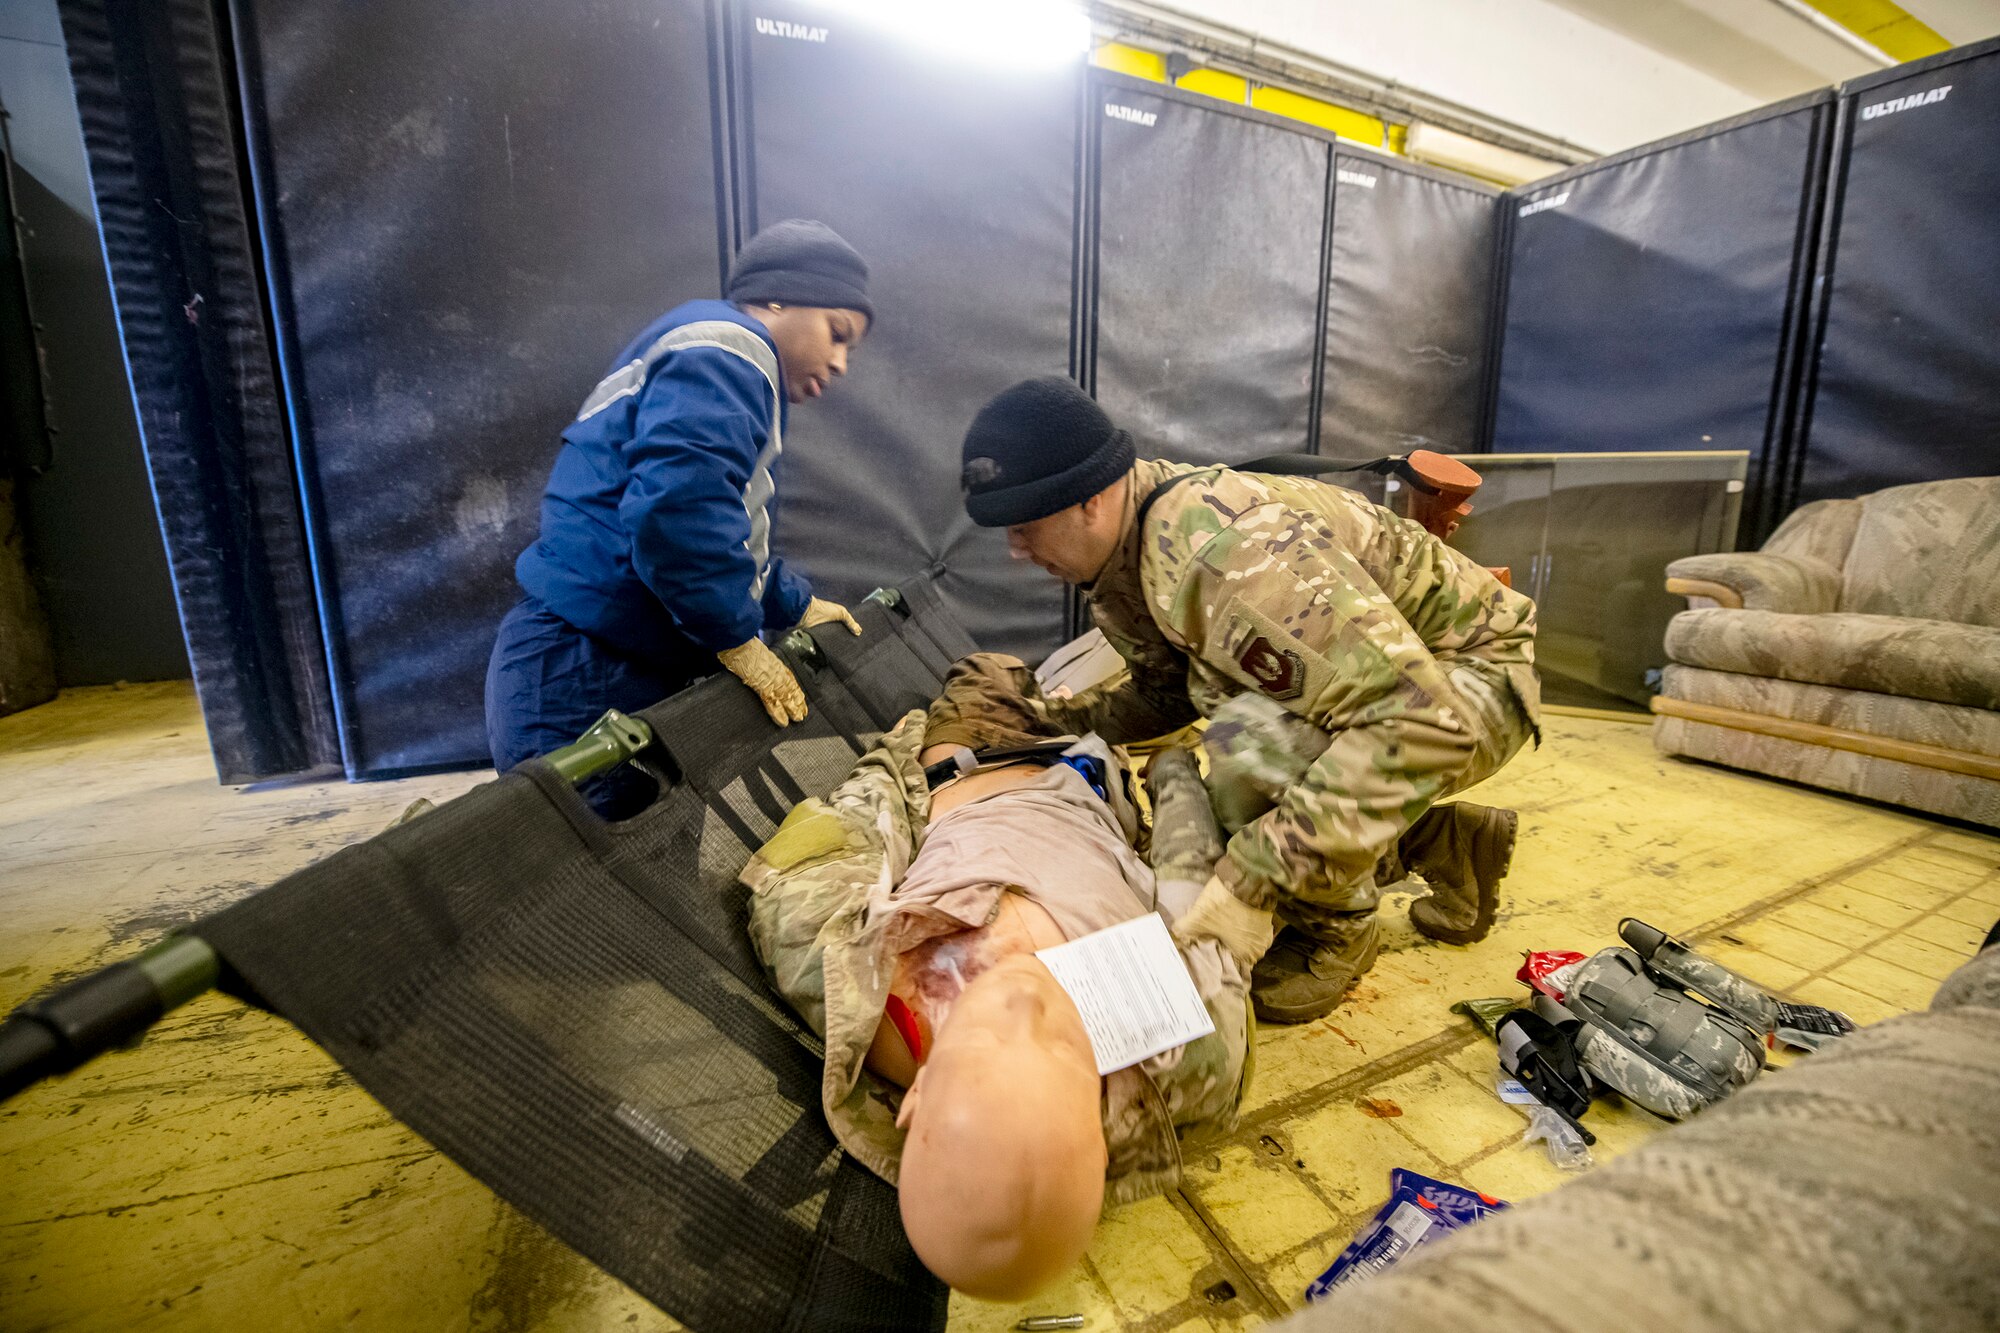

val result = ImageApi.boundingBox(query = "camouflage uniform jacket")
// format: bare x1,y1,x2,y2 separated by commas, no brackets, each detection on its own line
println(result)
741,709,1251,1208
1049,458,1542,911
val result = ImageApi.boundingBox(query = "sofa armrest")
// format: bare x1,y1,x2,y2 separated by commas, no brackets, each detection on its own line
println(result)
1664,552,1842,614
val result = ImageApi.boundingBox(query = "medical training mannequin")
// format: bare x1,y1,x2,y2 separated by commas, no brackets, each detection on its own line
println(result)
894,955,1104,1298
742,655,1250,1301
868,746,1111,1299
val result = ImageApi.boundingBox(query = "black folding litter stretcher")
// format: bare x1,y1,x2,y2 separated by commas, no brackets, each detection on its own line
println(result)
0,577,979,1333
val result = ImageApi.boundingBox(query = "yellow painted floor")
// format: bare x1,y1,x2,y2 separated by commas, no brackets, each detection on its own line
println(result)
2,682,1996,1331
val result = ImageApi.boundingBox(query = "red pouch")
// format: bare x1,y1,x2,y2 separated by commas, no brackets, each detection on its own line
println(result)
1516,950,1588,1002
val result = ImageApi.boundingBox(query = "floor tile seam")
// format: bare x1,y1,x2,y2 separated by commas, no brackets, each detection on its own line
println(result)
1819,947,1942,1000
1853,857,1998,893
1167,1187,1290,1320
1226,831,1953,1109
1061,1251,1123,1327
1440,1123,1555,1181
1898,841,2000,868
1680,825,1942,951
1425,1059,1533,1159
1248,1222,1370,1309
1209,828,1952,1199
1237,1120,1417,1263
1864,902,1988,961
1243,1094,1532,1311
1194,1065,1468,1290
1823,890,1982,970
1228,1025,1481,1142
1163,1181,1294,1324
1368,1091,1468,1166
1900,906,1996,948
1113,1296,1239,1333
1762,900,1907,949
1812,871,1965,916
1782,909,1952,1004
1226,1036,1732,1271
0,1147,437,1230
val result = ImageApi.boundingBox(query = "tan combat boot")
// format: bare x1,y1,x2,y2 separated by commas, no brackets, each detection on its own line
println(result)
1250,913,1381,1024
1405,803,1517,945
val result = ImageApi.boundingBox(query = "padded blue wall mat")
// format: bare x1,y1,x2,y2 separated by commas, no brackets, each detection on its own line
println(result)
57,0,337,782
1491,93,1832,539
1792,37,2000,505
233,0,727,777
737,0,1078,663
1091,74,1327,465
1319,151,1499,459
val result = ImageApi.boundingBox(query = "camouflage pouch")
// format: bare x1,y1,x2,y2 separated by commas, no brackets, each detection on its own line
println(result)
1539,946,1764,1121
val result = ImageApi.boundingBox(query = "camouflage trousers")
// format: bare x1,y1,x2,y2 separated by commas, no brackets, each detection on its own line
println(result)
1202,662,1531,937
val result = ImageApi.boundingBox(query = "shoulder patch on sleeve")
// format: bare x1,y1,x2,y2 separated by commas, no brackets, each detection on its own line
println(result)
1237,635,1306,701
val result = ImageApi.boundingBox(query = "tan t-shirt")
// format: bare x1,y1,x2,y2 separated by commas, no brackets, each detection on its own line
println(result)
864,760,1157,1085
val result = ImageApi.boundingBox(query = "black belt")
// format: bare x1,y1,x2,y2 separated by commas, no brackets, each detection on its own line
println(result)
923,742,1109,802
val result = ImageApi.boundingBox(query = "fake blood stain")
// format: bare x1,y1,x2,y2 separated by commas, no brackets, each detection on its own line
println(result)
1356,1097,1404,1119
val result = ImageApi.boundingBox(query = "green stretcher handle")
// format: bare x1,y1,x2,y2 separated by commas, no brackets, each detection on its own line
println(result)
781,587,905,671
542,708,654,786
0,710,654,1104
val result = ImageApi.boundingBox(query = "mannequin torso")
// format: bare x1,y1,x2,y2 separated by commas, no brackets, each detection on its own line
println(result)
864,753,1074,1087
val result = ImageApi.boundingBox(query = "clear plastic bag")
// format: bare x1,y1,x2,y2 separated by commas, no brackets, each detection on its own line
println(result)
1497,1072,1594,1171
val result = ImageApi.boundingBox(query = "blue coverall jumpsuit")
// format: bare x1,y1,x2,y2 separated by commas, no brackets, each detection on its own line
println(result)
485,300,814,798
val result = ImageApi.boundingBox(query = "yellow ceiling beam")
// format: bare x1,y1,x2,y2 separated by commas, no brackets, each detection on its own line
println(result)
1092,42,1400,154
1798,0,1950,62
1175,67,1250,102
1092,41,1167,82
1250,85,1387,148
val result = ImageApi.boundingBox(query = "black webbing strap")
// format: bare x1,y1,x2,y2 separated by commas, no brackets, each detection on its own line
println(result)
1134,468,1219,533
1136,455,1452,535
1242,452,1480,501
921,740,1075,790
1237,451,1397,476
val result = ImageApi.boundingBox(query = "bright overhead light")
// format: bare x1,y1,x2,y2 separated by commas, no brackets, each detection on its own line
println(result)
806,0,1091,68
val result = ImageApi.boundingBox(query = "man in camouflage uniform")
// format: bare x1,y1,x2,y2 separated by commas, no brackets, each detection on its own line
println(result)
960,377,1540,1022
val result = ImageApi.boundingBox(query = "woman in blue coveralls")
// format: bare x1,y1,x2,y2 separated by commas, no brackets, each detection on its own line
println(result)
486,220,873,810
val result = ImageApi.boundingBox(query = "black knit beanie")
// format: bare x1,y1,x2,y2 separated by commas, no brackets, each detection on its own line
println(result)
727,219,874,325
961,377,1135,527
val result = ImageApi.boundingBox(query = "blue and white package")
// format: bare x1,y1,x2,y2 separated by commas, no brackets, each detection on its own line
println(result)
1304,1169,1508,1300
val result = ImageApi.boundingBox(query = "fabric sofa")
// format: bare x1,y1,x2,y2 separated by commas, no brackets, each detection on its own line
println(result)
1650,475,2000,827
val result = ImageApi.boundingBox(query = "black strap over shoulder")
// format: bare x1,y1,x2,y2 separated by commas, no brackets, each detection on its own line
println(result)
1135,451,1467,535
1134,468,1220,533
1235,452,1397,475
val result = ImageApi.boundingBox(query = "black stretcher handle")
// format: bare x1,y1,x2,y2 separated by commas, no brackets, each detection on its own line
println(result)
0,934,217,1101
0,709,655,1105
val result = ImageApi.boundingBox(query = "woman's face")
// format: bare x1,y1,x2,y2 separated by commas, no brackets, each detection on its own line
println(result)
753,305,870,404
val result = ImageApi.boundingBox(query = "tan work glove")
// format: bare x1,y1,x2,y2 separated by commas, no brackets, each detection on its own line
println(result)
797,596,863,636
718,638,807,727
1172,875,1277,972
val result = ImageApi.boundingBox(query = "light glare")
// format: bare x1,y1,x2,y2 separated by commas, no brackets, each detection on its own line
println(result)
810,0,1091,68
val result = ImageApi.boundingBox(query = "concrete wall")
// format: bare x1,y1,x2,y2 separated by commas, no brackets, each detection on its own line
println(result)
0,0,188,685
